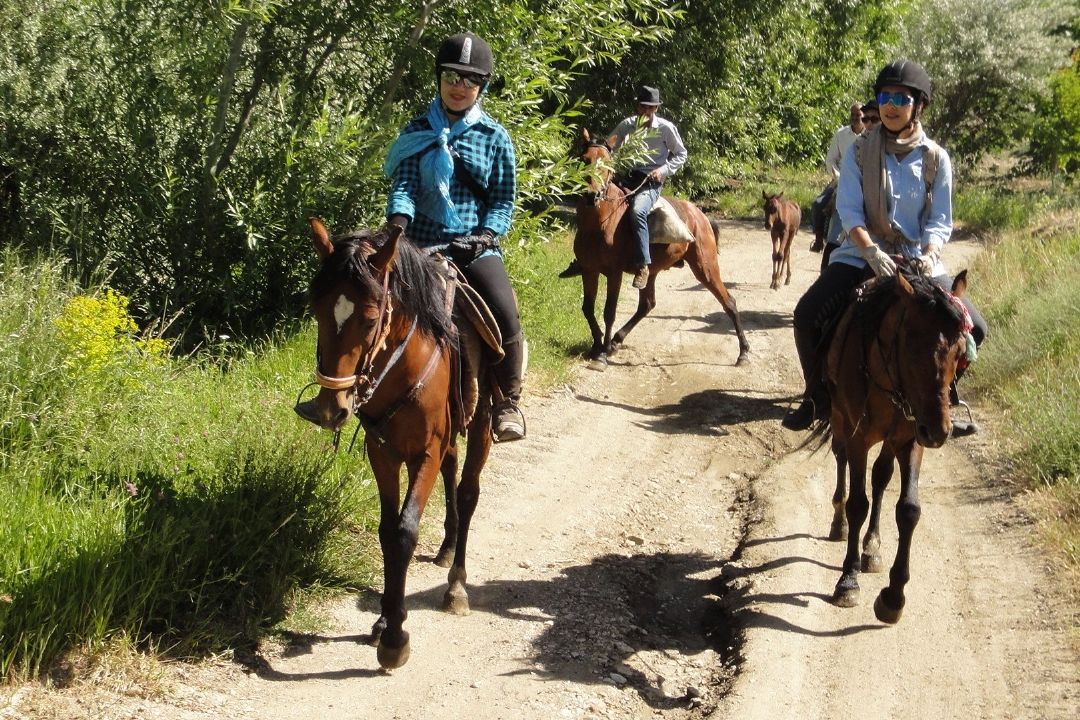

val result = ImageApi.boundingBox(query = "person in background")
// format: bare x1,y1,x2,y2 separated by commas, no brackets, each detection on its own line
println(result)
810,102,865,254
558,85,688,288
819,100,880,270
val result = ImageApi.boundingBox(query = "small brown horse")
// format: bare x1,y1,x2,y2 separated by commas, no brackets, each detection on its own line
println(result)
819,268,970,623
574,129,749,368
762,191,801,290
306,218,494,669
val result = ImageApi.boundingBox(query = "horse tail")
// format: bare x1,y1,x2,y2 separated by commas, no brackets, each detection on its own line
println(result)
709,216,722,241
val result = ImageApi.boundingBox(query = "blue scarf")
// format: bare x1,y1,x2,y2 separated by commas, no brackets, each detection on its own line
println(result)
383,97,483,233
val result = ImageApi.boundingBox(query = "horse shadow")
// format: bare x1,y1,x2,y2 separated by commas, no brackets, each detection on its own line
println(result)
646,308,792,334
575,388,792,436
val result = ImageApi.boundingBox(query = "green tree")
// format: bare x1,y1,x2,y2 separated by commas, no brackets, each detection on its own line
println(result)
896,0,1073,162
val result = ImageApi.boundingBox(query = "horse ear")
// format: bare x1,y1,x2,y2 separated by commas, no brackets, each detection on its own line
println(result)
310,217,334,260
581,127,591,143
762,190,768,201
370,224,402,274
895,270,916,298
951,269,968,298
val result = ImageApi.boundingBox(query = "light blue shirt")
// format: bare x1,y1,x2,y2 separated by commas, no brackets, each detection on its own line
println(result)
609,114,688,180
830,140,952,274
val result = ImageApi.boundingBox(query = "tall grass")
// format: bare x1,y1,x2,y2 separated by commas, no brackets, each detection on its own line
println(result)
0,248,379,677
957,183,1080,579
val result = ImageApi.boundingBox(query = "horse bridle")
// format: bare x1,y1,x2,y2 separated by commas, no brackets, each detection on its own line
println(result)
312,255,440,426
868,304,916,421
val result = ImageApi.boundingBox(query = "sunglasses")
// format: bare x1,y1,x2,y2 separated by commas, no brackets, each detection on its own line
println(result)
877,91,914,107
862,115,881,124
440,69,486,89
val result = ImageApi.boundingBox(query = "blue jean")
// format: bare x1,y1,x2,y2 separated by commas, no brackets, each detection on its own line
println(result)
628,181,663,266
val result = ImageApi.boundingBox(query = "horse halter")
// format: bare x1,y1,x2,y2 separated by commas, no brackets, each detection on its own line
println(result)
314,256,413,407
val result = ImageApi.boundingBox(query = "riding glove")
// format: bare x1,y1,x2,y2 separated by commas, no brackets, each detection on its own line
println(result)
915,244,941,277
860,245,897,277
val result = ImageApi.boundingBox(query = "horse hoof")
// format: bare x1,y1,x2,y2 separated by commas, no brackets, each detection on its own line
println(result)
873,591,904,624
828,522,847,542
443,588,471,616
735,352,750,367
433,547,455,568
832,576,860,608
377,635,411,669
861,553,884,574
588,357,608,372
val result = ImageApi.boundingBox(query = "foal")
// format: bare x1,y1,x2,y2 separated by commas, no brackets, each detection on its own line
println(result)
762,191,801,290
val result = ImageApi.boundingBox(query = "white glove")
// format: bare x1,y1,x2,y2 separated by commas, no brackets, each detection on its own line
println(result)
916,246,941,276
860,245,897,277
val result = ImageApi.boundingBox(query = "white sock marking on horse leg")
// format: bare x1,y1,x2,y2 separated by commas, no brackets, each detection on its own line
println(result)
334,294,355,334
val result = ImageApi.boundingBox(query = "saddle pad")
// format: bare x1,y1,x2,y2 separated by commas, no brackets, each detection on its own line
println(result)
647,196,696,244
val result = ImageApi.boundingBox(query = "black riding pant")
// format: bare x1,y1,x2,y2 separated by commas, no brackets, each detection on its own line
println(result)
458,253,522,342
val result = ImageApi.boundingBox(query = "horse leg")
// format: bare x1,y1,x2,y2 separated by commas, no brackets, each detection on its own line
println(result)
599,272,621,359
443,394,493,616
371,448,441,670
833,443,870,607
433,447,459,568
770,236,781,290
687,249,751,365
874,440,923,624
861,446,895,573
828,435,848,541
784,235,793,286
611,273,657,350
581,271,605,362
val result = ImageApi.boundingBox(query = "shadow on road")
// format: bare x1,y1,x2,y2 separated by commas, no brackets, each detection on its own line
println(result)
575,387,793,435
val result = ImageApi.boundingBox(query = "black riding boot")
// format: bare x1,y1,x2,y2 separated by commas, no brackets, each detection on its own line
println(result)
949,366,978,437
782,326,830,431
492,333,526,442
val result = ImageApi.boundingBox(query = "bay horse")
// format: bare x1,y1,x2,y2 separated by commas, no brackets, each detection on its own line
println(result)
762,191,800,290
818,267,970,623
573,129,749,368
305,218,494,669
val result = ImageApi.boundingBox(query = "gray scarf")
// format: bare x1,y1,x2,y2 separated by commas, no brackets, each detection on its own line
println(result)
860,121,926,252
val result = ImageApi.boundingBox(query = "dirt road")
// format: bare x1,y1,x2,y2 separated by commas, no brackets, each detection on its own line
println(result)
12,221,1078,719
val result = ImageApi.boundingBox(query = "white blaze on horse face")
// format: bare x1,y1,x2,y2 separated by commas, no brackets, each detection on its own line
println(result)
333,294,355,335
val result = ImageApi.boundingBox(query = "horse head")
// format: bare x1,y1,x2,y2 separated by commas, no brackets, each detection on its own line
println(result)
307,217,402,430
578,128,615,205
762,191,784,231
873,269,969,448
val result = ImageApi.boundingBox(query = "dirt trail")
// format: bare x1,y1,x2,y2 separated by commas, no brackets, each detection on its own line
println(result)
10,221,1078,720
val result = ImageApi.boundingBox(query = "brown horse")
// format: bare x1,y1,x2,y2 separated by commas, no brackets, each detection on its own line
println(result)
573,129,749,368
819,268,970,623
762,191,801,290
305,218,495,669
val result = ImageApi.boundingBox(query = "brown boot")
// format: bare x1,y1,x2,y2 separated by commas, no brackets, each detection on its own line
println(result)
631,265,649,289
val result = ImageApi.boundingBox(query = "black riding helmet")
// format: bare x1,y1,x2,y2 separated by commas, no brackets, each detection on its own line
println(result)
435,32,494,79
874,59,932,105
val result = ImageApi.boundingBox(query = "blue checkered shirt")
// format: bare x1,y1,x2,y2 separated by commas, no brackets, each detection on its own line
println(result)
386,111,516,250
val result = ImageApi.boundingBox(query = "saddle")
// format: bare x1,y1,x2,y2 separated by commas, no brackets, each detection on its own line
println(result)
435,257,504,431
647,196,696,245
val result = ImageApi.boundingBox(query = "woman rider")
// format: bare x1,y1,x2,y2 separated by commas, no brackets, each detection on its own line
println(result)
782,58,987,435
383,32,526,442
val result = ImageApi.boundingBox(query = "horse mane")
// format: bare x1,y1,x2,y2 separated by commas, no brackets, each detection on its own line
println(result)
851,268,965,336
310,227,454,344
